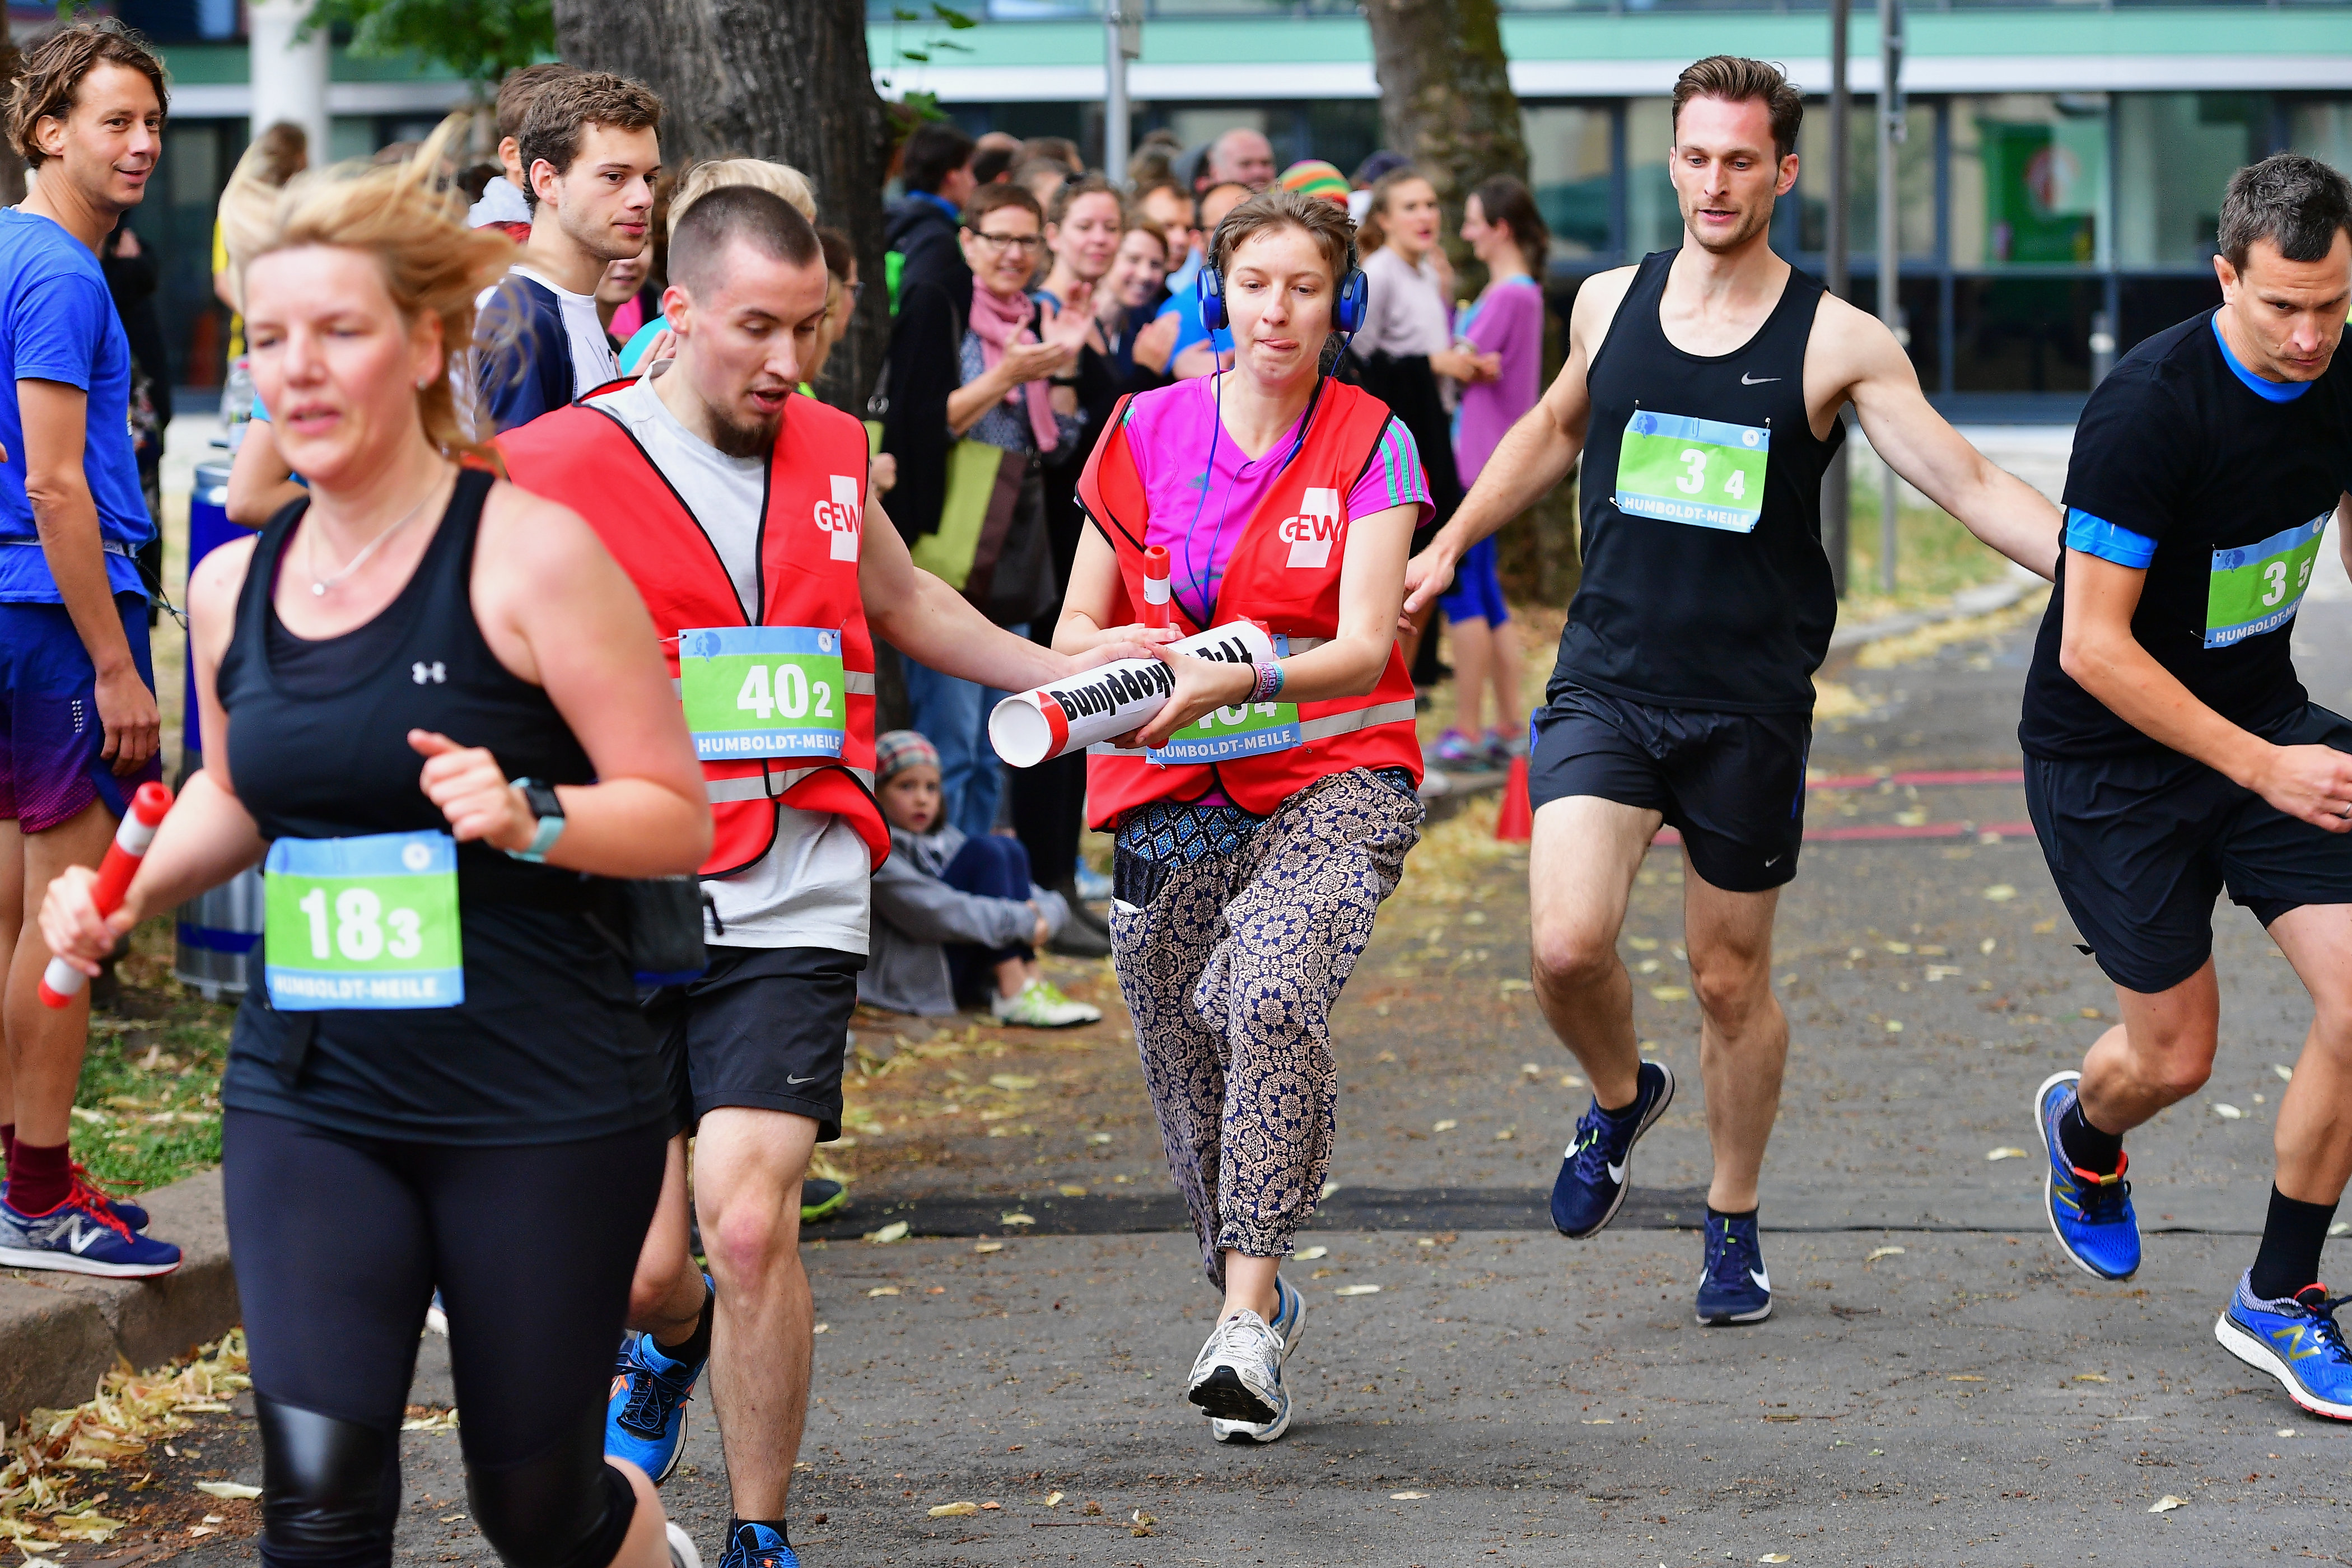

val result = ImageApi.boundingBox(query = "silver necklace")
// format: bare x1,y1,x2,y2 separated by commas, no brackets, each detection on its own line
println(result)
307,472,447,598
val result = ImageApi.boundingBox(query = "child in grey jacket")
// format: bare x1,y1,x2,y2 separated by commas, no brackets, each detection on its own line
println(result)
861,731,1103,1027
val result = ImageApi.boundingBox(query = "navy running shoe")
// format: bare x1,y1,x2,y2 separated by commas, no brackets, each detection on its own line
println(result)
2034,1070,2139,1280
605,1291,708,1485
2215,1272,2352,1421
1695,1209,1772,1324
715,1520,796,1568
1551,1060,1676,1238
0,1189,179,1277
3,1164,147,1231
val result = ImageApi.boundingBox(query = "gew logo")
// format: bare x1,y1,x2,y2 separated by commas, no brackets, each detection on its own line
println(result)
813,475,861,561
1280,488,1342,568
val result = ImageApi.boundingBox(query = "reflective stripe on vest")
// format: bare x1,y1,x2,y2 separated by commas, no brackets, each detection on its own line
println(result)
1088,698,1416,758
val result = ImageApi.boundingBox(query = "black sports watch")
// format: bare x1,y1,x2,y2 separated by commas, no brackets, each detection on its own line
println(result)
505,778,566,863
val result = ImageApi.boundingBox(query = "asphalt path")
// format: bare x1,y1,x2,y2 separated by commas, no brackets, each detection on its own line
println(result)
170,585,2352,1567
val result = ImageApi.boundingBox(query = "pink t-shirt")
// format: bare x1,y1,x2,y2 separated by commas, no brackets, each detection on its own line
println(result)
1122,375,1432,626
1453,274,1544,485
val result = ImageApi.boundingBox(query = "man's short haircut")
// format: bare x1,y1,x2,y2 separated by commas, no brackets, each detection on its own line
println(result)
495,62,578,144
668,184,820,300
1672,55,1804,161
1048,173,1121,228
902,121,977,195
963,180,1043,232
8,17,167,170
971,140,1019,186
2219,153,2352,272
1137,180,1193,223
1024,136,1083,175
515,71,661,209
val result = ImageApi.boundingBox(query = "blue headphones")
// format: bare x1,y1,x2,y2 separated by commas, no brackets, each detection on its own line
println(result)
1196,212,1368,335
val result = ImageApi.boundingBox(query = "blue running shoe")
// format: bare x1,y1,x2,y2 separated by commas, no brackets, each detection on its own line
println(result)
606,1289,708,1485
0,1189,179,1277
1212,1275,1306,1444
3,1165,147,1231
2215,1273,2352,1421
1551,1060,1676,1238
715,1520,796,1568
2035,1070,2139,1281
1696,1210,1772,1324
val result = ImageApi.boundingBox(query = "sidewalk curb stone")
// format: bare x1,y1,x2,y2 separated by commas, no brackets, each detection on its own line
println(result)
0,1169,238,1425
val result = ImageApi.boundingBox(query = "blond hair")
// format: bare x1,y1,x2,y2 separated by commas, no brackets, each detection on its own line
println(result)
667,158,816,240
251,114,515,466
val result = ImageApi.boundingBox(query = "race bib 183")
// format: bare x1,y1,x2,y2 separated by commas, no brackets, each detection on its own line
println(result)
1614,409,1770,533
2206,512,2329,648
264,831,462,1011
678,626,848,760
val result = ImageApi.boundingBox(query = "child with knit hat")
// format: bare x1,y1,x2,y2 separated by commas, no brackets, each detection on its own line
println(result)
862,730,1102,1027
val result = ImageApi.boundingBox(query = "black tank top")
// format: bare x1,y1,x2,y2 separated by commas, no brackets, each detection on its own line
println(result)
216,469,668,1146
1557,250,1845,714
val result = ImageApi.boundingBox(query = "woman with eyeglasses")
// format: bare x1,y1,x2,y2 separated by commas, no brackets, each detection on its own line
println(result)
879,181,1090,844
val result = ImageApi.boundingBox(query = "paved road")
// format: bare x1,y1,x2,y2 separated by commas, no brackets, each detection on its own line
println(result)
172,586,2352,1567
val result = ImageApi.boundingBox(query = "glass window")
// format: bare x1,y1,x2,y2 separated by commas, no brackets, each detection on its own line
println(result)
2290,99,2352,178
1794,100,1935,259
1952,277,2098,393
1950,94,2108,268
2114,94,2268,268
1626,99,1683,257
1522,105,1612,260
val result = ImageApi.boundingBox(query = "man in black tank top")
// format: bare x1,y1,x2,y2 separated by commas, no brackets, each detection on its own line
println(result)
1401,56,2060,1328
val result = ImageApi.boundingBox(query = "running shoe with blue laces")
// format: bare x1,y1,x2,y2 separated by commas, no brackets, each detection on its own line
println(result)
605,1284,710,1485
1695,1209,1772,1324
0,1189,180,1277
1552,1059,1676,1239
2215,1272,2352,1421
2034,1069,2140,1281
1211,1274,1306,1444
713,1521,794,1568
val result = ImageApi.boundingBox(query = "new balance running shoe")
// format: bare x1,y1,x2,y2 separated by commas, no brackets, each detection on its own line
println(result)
2035,1069,2140,1280
1695,1210,1772,1324
0,1189,180,1277
3,1163,148,1231
1212,1275,1306,1444
800,1178,849,1225
1552,1060,1676,1238
2215,1272,2352,1421
606,1293,709,1485
1186,1306,1289,1435
714,1520,793,1568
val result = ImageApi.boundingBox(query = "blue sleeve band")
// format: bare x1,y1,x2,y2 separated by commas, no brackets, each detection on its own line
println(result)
2065,507,2157,569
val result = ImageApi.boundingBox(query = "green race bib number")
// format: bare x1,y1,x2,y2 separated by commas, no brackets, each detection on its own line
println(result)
2207,514,2329,648
1614,409,1770,533
264,832,461,1010
1155,701,1303,765
679,626,846,760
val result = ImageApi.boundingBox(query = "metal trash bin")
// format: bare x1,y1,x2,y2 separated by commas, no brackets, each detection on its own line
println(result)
175,865,262,1002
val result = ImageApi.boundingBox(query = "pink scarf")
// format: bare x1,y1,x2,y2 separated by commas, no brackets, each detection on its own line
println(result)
967,284,1059,454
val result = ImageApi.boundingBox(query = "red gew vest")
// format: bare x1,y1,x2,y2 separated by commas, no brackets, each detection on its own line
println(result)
498,381,886,874
1074,378,1422,829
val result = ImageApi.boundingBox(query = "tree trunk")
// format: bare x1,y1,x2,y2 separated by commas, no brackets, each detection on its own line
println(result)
1362,0,1526,292
552,0,893,414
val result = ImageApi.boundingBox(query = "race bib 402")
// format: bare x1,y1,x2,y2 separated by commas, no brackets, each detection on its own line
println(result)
679,626,848,760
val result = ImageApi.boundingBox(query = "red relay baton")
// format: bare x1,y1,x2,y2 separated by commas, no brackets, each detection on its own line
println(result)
1142,545,1172,631
39,780,173,1008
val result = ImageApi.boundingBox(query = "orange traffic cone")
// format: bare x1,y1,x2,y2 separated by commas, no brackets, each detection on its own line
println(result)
1494,754,1533,843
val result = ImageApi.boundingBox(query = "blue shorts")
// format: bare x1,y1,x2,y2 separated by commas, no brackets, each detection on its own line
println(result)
1438,536,1509,627
0,595,162,833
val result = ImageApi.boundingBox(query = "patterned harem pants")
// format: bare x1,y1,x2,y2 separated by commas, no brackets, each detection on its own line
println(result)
1108,768,1422,1288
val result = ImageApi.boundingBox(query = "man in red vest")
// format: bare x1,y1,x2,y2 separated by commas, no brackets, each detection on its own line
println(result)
500,185,1133,1568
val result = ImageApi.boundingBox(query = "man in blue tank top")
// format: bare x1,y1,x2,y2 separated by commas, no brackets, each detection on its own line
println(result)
1403,55,2060,1327
2017,156,2352,1424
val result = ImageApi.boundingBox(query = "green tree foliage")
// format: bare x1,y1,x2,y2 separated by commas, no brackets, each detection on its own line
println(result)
307,0,554,85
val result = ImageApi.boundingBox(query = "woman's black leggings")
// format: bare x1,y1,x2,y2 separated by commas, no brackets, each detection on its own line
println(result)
222,1109,666,1568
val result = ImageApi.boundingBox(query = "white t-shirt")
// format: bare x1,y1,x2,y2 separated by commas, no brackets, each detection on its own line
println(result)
1354,247,1454,360
586,373,871,955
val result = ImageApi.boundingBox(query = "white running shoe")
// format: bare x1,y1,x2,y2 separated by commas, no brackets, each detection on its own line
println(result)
665,1522,701,1568
991,977,1102,1028
1211,1275,1305,1444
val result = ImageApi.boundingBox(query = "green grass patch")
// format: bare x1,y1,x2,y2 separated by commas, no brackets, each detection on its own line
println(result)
67,914,235,1195
1839,484,2023,621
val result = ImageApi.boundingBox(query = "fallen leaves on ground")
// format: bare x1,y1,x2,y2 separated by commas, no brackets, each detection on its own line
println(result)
1866,1246,1905,1262
865,1220,910,1243
1985,1147,2028,1161
1981,885,2017,902
1335,1284,1382,1297
2213,1103,2244,1120
928,1501,979,1517
194,1482,260,1500
1389,1491,1428,1500
1295,1246,1328,1260
2149,1495,2188,1513
973,1240,1005,1254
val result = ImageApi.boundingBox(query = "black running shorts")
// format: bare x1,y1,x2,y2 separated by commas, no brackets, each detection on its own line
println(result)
1527,679,1810,893
645,945,864,1140
2024,703,2352,996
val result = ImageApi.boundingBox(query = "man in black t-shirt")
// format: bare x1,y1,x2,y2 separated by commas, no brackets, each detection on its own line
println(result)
2020,153,2352,1424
